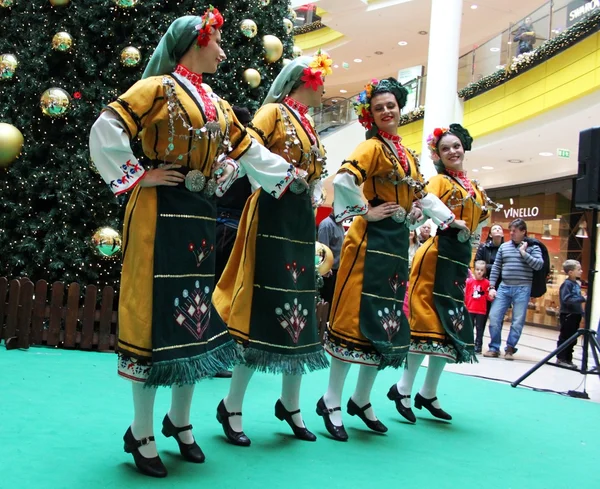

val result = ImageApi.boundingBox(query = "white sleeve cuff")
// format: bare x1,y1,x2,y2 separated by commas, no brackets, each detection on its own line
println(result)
332,172,368,222
419,193,455,229
89,111,146,195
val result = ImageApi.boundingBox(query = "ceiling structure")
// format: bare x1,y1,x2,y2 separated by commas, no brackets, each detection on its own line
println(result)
293,0,551,97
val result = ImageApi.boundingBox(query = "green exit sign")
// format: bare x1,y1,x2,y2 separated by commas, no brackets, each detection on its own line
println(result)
557,148,570,158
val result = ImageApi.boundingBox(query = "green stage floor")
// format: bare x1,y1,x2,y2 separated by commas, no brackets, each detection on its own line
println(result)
1,348,598,489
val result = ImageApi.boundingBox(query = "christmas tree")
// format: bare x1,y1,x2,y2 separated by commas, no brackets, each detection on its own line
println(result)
0,0,294,288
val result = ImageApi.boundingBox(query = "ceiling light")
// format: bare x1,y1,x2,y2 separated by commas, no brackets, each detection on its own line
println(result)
472,169,479,172
354,58,363,63
333,64,339,68
340,89,347,93
471,4,478,9
398,41,408,46
490,47,500,52
481,166,494,170
507,41,512,44
508,159,523,163
418,30,428,35
539,152,553,156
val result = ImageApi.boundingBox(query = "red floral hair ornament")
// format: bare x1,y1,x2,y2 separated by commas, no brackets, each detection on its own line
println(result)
195,5,224,48
301,68,323,91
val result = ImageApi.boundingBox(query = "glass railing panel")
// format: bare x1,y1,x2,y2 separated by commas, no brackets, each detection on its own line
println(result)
458,52,475,90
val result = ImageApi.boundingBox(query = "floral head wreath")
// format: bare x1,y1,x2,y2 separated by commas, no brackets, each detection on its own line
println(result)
195,5,224,48
352,78,408,130
300,49,333,91
426,124,473,161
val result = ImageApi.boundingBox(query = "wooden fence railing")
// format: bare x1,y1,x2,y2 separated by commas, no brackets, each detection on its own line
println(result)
0,276,330,351
0,277,117,351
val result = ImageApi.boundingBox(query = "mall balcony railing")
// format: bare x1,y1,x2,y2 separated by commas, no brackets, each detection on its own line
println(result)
311,76,426,135
297,0,596,108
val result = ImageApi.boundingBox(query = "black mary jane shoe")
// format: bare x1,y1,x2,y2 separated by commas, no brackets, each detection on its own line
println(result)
123,427,168,478
315,396,348,442
346,398,388,433
161,414,205,463
414,393,452,421
387,384,416,423
216,399,251,447
275,399,317,442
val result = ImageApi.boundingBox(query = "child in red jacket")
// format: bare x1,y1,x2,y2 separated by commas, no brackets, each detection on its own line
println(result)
466,260,490,354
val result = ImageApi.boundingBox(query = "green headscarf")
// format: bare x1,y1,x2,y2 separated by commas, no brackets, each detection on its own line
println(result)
142,16,201,79
263,56,313,105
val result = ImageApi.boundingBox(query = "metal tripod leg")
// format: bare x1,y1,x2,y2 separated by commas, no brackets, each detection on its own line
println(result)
510,329,589,388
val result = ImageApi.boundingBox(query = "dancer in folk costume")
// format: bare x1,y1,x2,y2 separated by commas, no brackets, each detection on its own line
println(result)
316,78,458,441
213,52,333,446
388,124,500,423
89,10,306,477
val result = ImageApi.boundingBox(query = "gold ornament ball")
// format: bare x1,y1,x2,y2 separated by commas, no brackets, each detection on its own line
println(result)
263,35,283,63
91,227,122,259
287,7,297,21
0,123,24,168
0,53,18,80
52,32,73,52
292,45,303,59
120,46,141,68
40,87,71,118
282,58,292,67
283,18,294,35
315,242,334,276
0,0,15,7
259,0,270,6
49,0,71,6
113,0,138,7
243,68,261,88
240,19,258,39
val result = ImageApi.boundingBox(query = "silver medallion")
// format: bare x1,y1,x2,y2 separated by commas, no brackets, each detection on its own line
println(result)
457,228,471,243
185,170,206,192
290,178,309,195
391,207,407,223
204,178,217,197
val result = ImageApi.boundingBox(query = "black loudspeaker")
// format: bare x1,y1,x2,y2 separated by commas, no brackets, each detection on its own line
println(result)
574,127,600,209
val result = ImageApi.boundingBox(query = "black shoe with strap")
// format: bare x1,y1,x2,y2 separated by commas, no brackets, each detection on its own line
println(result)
315,396,348,442
275,400,317,441
161,414,205,463
387,384,416,423
414,393,452,420
123,427,168,478
346,398,388,433
216,399,251,446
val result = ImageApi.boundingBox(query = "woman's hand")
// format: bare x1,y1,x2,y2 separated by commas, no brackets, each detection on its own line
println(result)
215,158,237,184
139,164,184,187
408,205,423,225
365,202,401,222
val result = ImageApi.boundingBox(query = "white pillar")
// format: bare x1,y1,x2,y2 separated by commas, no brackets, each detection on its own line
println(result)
420,0,464,180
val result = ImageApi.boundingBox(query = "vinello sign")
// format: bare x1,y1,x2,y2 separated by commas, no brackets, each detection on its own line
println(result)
503,206,539,219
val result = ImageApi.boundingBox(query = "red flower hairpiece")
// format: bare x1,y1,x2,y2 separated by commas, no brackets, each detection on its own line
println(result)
301,67,323,91
195,5,224,48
